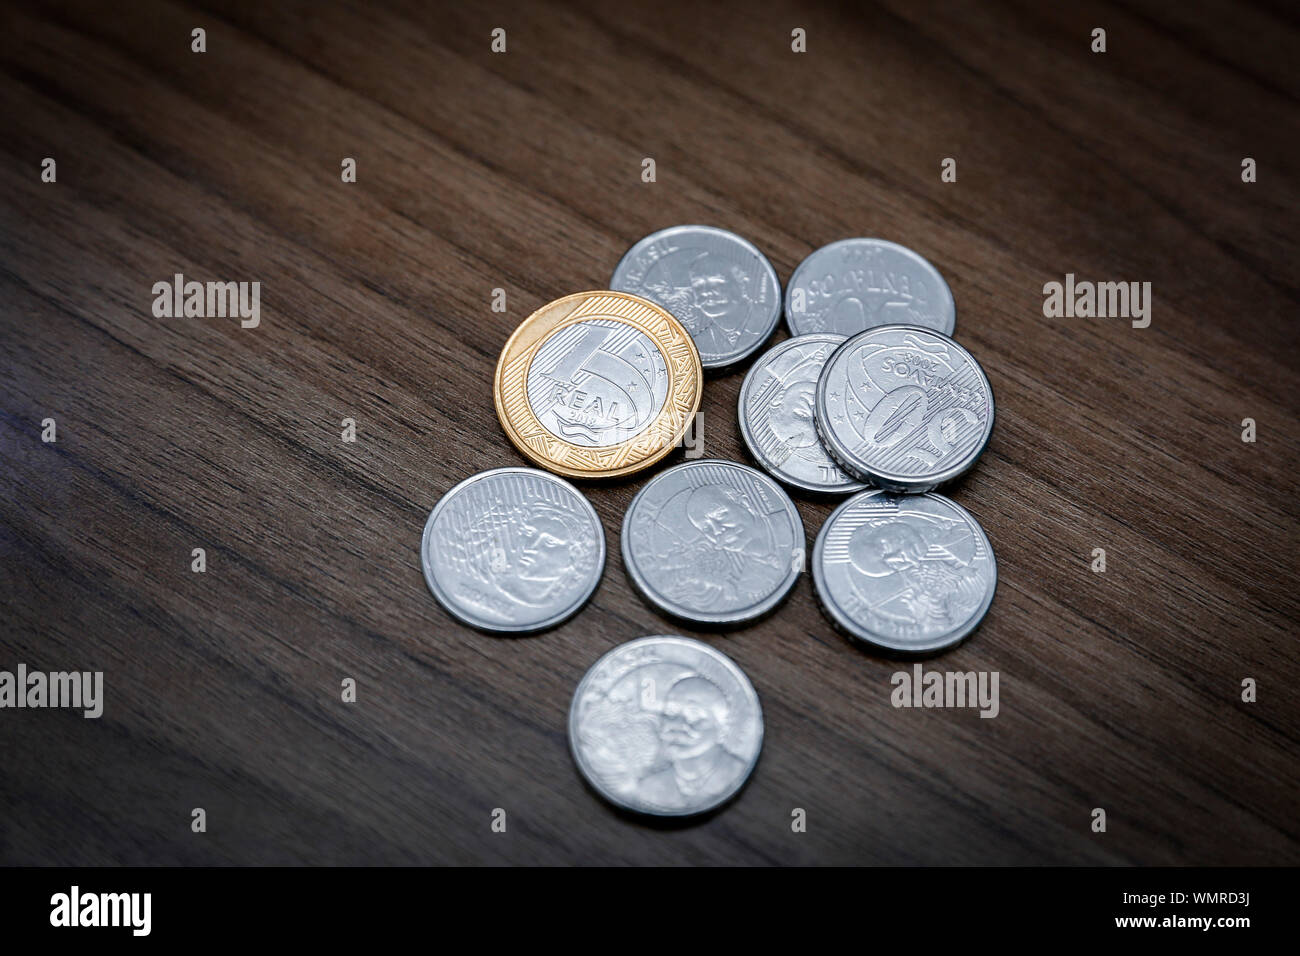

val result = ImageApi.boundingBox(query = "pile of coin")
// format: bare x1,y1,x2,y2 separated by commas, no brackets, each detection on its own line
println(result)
421,227,997,817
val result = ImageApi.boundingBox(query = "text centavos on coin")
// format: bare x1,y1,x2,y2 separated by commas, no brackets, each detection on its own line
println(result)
812,489,996,654
495,291,703,479
569,635,763,817
420,467,606,633
738,333,868,495
610,225,782,371
785,238,956,338
815,325,994,493
622,459,805,626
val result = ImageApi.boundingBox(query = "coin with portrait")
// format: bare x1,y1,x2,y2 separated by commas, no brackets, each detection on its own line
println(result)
738,333,868,494
812,488,996,653
569,635,763,816
622,460,804,626
420,467,605,633
611,225,781,371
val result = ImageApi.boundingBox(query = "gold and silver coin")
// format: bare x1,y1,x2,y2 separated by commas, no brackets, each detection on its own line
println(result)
569,635,763,817
494,291,703,479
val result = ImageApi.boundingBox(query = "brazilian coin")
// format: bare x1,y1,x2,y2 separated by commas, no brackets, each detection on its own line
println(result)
813,489,996,654
610,225,781,371
569,635,763,817
785,238,956,337
815,325,994,493
738,333,869,495
622,459,804,626
420,467,606,633
495,291,702,480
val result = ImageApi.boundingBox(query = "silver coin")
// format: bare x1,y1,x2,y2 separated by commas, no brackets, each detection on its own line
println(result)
610,225,781,370
815,325,994,493
813,489,996,653
569,635,763,816
785,238,956,337
622,459,804,625
420,467,605,633
526,316,670,448
738,334,869,495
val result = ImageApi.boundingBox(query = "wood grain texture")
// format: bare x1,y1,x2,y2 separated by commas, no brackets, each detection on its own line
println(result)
1,0,1297,865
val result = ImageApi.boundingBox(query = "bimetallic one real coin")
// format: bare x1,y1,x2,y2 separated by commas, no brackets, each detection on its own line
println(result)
738,334,868,495
622,459,804,626
610,225,781,371
815,325,994,493
495,291,703,479
569,635,763,817
421,467,605,633
813,489,996,654
785,238,956,337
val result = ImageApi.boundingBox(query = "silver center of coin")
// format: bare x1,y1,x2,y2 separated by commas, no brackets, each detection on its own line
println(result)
816,326,993,492
610,225,782,369
421,468,605,632
526,319,669,448
622,460,804,625
569,635,763,816
738,334,868,494
785,238,956,337
813,489,996,653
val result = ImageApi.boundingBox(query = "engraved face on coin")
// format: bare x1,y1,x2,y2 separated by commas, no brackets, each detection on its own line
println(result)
622,460,804,625
738,334,868,495
495,291,702,479
815,325,994,492
569,636,762,816
421,468,605,632
785,239,955,337
611,226,781,370
813,489,996,653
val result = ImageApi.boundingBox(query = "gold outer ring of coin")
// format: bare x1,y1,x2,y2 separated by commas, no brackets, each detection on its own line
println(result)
494,290,703,480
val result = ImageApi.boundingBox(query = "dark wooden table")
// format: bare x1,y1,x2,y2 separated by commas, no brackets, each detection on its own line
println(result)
2,0,1296,865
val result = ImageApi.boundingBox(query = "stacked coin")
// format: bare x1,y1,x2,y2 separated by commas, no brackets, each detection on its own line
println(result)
738,333,866,494
778,241,996,653
418,228,999,817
